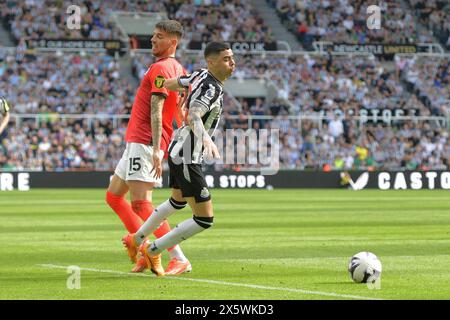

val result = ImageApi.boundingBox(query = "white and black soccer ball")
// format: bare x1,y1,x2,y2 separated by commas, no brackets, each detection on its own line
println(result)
348,251,382,283
0,97,10,115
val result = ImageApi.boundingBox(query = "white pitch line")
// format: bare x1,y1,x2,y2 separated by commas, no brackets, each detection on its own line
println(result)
37,264,382,300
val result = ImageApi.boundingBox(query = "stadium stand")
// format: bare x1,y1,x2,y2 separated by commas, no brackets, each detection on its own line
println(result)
1,0,126,42
0,48,134,114
0,117,126,171
406,0,450,49
269,0,437,50
398,55,449,116
0,1,448,172
174,0,274,43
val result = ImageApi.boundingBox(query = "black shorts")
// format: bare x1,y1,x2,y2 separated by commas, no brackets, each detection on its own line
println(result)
168,157,211,203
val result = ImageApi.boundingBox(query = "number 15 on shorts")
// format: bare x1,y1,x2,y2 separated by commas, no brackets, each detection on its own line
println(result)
128,157,141,175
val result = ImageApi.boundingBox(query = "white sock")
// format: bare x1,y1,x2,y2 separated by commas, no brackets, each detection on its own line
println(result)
148,216,213,255
135,198,186,245
168,245,188,262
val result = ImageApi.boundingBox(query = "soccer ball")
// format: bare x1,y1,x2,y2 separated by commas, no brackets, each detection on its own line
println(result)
348,251,382,283
0,97,10,115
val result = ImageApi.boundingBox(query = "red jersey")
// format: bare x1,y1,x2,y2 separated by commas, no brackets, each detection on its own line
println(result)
125,57,186,155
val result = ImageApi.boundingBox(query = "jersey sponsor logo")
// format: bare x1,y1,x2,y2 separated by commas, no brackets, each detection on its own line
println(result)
205,85,215,99
200,187,210,198
200,84,215,105
154,75,165,88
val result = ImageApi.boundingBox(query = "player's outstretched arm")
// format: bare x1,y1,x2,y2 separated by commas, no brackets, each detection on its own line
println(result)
163,78,184,91
164,70,201,91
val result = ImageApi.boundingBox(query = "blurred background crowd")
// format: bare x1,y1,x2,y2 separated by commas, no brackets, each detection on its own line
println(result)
0,0,448,172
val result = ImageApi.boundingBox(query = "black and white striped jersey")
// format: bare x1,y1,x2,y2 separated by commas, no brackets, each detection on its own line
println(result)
168,68,224,164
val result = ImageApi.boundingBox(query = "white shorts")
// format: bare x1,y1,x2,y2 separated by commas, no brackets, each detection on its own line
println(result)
114,142,163,186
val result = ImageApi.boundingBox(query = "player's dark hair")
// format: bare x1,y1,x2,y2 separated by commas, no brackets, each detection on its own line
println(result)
204,42,230,59
155,20,183,39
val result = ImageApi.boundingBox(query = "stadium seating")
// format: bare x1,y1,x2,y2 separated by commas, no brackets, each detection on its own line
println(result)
0,117,126,171
406,0,450,49
0,50,133,114
0,1,448,172
270,0,436,50
174,0,274,43
398,55,450,116
1,0,272,45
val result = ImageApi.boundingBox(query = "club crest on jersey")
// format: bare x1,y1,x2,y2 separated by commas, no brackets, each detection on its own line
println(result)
154,75,165,88
200,187,210,198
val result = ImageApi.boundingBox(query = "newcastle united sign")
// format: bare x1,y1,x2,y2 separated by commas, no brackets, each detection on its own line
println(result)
326,43,417,55
321,43,418,59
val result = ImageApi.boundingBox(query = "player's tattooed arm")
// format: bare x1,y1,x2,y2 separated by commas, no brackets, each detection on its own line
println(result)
151,94,165,151
187,101,220,159
150,94,165,178
187,101,208,139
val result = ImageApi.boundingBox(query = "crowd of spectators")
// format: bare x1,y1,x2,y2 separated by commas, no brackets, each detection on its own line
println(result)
1,0,273,48
398,56,449,117
1,46,448,172
216,100,449,172
0,118,126,171
134,52,435,117
264,54,430,117
2,111,447,172
406,0,450,49
269,0,436,50
0,0,131,42
0,46,134,171
0,0,445,49
0,48,134,115
273,118,449,171
174,0,274,44
1,1,449,172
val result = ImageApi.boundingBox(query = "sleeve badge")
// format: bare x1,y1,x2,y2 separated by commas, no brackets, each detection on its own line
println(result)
154,75,166,89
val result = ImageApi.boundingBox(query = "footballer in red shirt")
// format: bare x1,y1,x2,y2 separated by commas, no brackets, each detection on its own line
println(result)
106,20,191,275
125,56,185,153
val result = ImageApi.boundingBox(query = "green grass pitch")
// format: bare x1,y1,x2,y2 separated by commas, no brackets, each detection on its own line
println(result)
0,188,449,300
